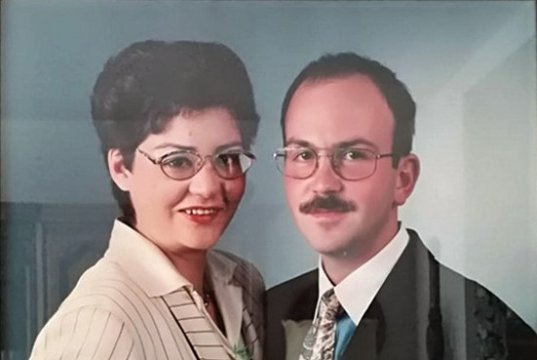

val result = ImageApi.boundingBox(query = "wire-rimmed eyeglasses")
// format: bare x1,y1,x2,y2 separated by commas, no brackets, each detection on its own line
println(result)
138,148,256,180
273,146,393,181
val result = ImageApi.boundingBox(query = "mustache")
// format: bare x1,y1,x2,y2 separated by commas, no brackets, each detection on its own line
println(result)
299,194,356,214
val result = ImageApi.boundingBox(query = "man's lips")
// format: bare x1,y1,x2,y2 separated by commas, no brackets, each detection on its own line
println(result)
307,208,349,214
307,208,350,218
299,195,356,214
306,208,348,228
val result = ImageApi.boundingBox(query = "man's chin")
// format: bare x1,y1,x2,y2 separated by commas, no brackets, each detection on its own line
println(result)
306,238,349,257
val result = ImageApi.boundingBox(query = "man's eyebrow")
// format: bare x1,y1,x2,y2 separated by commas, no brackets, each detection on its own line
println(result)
284,138,312,147
336,138,379,150
285,137,379,150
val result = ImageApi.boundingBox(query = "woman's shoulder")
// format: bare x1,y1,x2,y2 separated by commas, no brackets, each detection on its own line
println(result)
209,250,265,291
30,304,142,360
57,256,151,318
211,249,255,267
30,259,150,359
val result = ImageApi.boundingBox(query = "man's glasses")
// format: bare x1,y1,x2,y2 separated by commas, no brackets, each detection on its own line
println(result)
138,148,256,180
273,146,393,181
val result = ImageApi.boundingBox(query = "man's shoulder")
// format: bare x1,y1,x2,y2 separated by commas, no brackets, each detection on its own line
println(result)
266,269,318,323
408,228,537,340
267,269,317,298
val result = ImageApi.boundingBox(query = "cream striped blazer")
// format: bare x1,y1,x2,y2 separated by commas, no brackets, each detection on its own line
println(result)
30,220,264,360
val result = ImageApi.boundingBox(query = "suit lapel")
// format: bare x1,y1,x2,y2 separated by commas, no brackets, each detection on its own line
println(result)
341,318,379,360
340,243,415,360
341,233,435,360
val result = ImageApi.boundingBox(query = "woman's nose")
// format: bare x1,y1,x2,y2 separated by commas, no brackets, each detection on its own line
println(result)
188,161,222,198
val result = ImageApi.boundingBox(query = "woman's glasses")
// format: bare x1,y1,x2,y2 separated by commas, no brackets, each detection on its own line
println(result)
138,148,255,180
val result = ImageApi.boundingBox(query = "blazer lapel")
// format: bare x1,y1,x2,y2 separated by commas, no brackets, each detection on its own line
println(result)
213,275,243,347
209,250,264,360
163,288,231,360
241,304,262,360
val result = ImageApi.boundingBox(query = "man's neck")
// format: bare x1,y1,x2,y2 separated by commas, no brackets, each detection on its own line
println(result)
322,223,400,285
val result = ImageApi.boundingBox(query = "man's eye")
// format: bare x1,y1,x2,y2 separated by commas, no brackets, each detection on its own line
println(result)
340,149,370,161
290,149,315,162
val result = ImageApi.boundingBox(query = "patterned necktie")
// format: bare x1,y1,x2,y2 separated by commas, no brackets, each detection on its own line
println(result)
300,289,341,360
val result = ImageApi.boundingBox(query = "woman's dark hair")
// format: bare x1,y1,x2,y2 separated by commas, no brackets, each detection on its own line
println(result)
91,40,259,222
280,52,415,167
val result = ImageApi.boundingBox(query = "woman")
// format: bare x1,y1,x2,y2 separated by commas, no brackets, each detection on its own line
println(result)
30,40,263,360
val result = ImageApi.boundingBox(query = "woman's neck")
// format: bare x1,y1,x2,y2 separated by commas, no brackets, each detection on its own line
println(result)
168,250,208,295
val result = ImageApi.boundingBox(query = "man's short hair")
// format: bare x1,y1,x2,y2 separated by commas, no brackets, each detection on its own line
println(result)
280,52,415,166
91,40,259,221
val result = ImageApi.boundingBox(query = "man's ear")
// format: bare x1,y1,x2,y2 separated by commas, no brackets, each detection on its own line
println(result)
107,148,132,192
394,153,420,206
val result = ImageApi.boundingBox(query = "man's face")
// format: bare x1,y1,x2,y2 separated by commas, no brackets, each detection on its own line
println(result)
283,74,416,260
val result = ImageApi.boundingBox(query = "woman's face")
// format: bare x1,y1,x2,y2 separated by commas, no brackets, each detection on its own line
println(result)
110,107,246,255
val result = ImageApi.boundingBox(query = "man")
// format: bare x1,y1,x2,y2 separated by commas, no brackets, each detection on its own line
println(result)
266,53,537,360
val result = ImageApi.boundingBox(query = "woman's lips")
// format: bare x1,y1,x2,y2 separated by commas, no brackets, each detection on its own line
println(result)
179,207,222,224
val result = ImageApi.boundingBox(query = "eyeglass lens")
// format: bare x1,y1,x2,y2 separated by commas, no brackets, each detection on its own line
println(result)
275,147,378,180
160,151,253,180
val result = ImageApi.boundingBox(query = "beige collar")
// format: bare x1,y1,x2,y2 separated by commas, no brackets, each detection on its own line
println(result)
105,220,244,345
105,219,237,297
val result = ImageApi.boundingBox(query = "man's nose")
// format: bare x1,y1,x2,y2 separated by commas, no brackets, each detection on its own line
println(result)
309,156,343,194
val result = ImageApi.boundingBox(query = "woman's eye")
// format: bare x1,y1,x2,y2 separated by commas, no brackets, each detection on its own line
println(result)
163,156,193,169
215,154,240,167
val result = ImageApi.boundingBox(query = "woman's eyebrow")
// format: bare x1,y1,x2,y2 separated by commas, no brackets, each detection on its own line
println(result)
152,141,243,154
214,141,243,153
152,143,196,152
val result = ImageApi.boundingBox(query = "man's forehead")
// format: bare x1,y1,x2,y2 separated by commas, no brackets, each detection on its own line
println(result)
284,74,394,142
287,75,391,117
296,73,379,96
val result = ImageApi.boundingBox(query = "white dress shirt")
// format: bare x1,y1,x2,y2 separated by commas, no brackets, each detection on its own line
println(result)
317,225,409,326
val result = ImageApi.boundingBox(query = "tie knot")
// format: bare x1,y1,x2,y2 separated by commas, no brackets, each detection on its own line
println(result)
320,289,340,321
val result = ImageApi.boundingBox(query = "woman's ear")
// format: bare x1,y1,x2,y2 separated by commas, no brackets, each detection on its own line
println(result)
107,148,132,192
394,153,420,206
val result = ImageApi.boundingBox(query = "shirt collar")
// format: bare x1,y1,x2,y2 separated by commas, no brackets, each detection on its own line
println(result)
318,225,409,325
105,219,236,297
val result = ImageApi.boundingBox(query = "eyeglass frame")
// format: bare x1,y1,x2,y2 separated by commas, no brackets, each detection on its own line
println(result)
273,146,394,181
137,148,256,180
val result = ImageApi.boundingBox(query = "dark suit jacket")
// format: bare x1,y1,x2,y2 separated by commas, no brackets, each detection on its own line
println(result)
266,229,537,359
